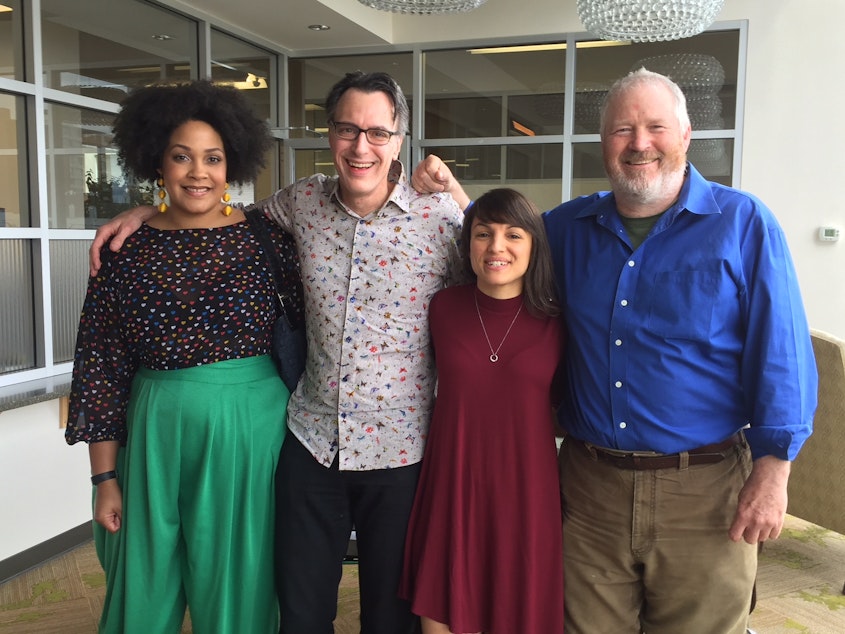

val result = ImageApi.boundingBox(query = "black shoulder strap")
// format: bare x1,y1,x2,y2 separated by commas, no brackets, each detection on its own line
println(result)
244,209,295,327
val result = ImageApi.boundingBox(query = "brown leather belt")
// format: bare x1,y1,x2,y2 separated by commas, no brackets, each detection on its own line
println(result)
571,433,743,470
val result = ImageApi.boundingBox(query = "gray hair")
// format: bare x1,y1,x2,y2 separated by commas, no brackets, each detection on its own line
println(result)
325,71,410,136
599,68,691,136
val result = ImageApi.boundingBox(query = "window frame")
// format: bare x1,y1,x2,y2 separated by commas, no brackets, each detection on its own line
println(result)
0,9,747,395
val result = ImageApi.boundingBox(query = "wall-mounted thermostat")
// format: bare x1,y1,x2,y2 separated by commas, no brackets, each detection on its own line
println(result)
818,227,840,242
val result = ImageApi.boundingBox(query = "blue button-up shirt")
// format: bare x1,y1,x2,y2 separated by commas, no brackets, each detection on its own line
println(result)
544,164,817,460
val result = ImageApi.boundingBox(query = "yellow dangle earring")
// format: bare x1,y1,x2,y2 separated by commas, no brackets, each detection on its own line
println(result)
156,177,168,213
221,182,232,216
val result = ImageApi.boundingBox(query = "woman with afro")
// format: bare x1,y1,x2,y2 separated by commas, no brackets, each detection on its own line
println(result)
66,81,301,633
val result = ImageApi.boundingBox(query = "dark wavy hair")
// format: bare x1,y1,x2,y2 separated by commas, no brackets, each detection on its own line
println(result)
112,80,273,184
460,188,560,319
324,71,410,135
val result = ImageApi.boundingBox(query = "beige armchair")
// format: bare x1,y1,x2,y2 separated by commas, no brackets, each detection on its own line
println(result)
786,329,845,593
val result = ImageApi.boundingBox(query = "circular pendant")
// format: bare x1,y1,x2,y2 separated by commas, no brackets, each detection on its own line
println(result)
490,354,499,362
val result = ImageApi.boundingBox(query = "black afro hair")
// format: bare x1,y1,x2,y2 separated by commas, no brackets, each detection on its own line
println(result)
112,80,273,184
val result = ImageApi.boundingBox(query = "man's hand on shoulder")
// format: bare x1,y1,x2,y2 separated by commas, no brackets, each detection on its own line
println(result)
412,154,471,211
89,205,157,275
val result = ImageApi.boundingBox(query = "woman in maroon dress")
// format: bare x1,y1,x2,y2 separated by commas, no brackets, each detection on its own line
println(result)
400,188,564,633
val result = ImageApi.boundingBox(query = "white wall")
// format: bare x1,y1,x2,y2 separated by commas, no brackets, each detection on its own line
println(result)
0,400,91,562
724,1,845,339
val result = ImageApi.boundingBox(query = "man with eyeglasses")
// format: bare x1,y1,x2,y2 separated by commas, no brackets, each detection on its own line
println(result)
88,71,464,634
260,71,466,634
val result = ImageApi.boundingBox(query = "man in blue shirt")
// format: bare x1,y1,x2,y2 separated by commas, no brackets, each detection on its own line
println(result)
414,68,817,634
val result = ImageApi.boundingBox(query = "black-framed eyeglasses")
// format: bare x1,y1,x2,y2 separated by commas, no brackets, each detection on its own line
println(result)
329,121,400,146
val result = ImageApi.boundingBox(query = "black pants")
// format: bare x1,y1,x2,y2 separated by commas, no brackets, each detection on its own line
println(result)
275,433,422,634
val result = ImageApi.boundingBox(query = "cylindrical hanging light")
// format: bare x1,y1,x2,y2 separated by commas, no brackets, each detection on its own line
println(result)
577,0,725,42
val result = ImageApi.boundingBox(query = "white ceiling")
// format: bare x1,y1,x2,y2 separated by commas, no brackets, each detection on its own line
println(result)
168,0,390,53
164,0,540,54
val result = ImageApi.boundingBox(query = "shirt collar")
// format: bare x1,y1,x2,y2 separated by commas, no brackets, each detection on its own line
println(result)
676,162,722,218
329,161,412,218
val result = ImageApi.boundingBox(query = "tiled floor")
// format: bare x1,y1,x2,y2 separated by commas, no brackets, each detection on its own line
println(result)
1,515,844,633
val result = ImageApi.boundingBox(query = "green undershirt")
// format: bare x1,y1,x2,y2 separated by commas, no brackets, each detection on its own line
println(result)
619,211,666,250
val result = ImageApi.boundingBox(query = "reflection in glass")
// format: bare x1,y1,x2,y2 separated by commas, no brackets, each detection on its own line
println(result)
45,103,152,229
506,145,563,181
0,239,35,374
571,143,610,198
0,0,24,81
294,149,337,180
211,29,274,122
41,0,196,103
427,144,563,212
288,54,413,140
50,240,90,365
574,30,738,133
424,46,567,138
0,92,28,228
573,84,608,134
688,138,733,185
252,144,280,202
426,96,502,138
631,53,726,131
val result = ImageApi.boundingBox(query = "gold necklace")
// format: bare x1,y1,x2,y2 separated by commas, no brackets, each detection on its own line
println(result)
474,291,523,363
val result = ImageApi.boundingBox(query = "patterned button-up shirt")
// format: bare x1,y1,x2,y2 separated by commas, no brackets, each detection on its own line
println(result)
255,167,465,470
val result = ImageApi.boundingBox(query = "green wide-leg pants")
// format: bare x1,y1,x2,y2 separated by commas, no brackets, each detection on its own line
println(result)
94,356,288,634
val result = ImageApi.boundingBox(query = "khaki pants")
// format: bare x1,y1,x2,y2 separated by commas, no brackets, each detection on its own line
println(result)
559,437,757,634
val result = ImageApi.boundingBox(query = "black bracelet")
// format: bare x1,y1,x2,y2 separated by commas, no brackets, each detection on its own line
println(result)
91,470,118,485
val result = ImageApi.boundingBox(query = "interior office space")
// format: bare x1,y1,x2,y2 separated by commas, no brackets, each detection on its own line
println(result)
1,0,843,582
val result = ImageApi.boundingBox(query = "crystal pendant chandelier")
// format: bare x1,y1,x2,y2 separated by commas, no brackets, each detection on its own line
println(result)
357,0,487,14
577,0,725,42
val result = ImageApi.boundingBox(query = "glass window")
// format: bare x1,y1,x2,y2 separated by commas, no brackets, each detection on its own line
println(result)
211,29,275,122
0,92,29,228
426,96,503,139
0,239,35,374
0,0,24,81
210,32,278,200
424,45,567,138
252,143,281,202
44,103,150,229
294,148,336,180
41,0,196,103
426,144,564,213
288,54,413,140
571,143,609,198
574,30,739,134
50,240,89,365
688,138,734,185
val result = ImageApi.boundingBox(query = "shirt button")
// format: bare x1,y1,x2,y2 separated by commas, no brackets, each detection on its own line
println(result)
615,339,622,346
615,380,622,388
627,260,635,267
619,422,627,429
620,299,628,306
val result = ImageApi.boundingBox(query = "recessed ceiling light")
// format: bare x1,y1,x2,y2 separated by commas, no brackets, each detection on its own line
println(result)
308,24,330,31
152,34,173,41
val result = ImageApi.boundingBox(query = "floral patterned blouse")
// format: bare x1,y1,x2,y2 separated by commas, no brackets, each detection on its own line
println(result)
65,215,300,445
255,167,466,471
